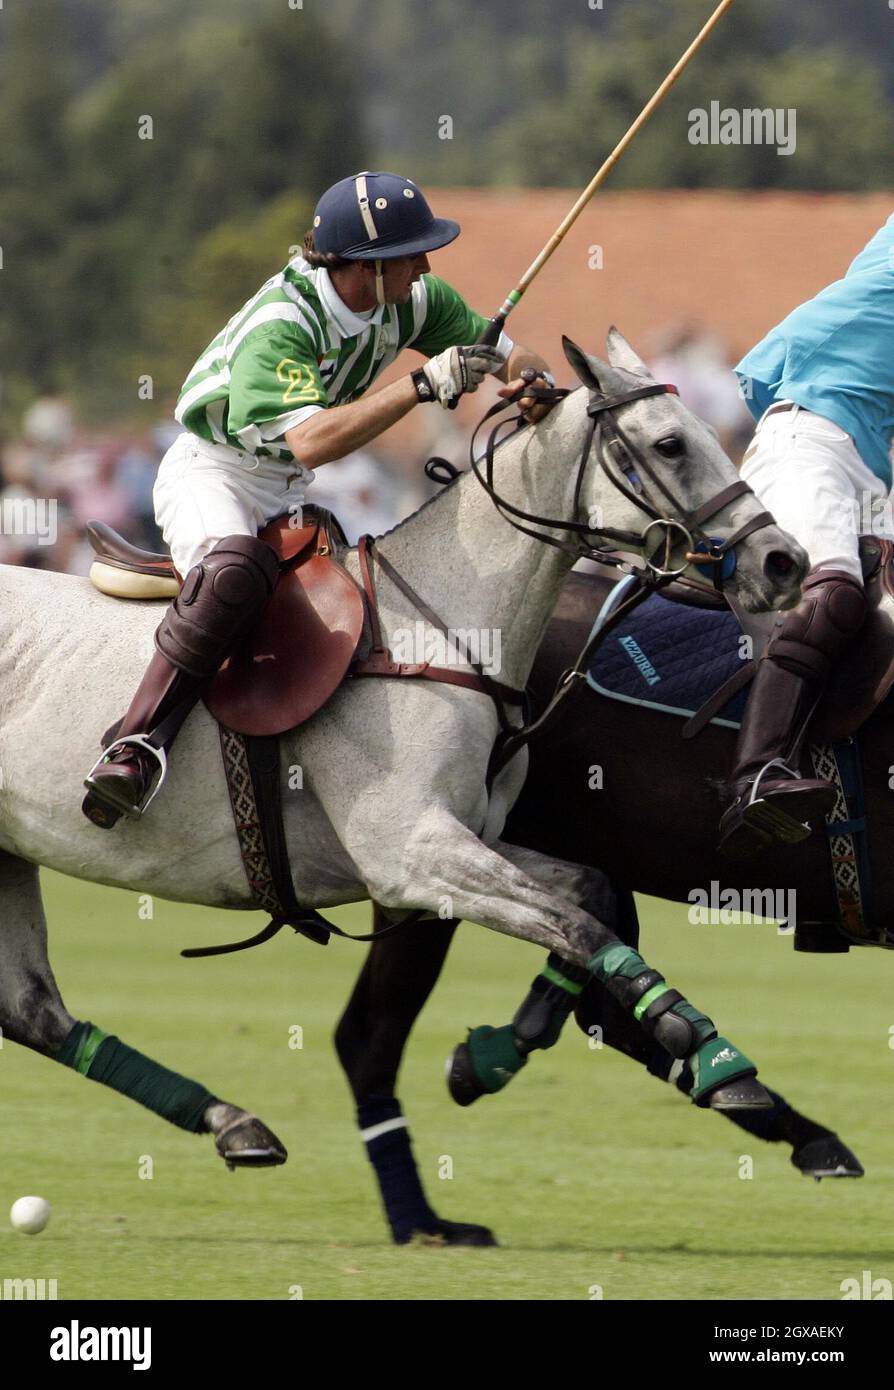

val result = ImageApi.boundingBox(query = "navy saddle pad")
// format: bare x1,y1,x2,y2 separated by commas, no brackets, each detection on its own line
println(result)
586,576,749,729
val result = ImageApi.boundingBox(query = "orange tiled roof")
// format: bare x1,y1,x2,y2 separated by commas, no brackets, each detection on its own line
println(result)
378,188,893,451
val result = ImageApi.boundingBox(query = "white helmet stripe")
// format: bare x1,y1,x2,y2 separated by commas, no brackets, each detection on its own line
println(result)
354,173,379,242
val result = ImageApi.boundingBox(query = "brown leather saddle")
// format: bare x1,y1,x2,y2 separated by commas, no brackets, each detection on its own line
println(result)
87,508,524,738
87,508,365,736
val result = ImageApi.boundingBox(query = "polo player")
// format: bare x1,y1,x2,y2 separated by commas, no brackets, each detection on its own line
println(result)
83,172,556,828
719,211,894,855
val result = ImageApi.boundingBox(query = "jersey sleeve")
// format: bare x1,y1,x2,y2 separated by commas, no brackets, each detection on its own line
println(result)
411,275,492,357
226,323,328,449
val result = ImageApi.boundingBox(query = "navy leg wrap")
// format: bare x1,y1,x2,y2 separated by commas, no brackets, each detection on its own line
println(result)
358,1096,438,1244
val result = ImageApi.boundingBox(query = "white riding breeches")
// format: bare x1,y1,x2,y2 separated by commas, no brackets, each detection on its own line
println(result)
153,433,315,576
740,404,892,583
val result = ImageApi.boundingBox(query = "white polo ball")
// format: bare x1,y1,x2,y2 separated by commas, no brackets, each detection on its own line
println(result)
10,1196,51,1234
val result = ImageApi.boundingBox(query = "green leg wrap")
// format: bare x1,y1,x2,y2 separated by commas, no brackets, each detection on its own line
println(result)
587,943,647,983
660,1001,717,1050
466,954,588,1094
466,1024,528,1093
512,954,587,1053
57,1020,214,1133
587,944,717,1058
588,946,760,1098
688,1035,758,1104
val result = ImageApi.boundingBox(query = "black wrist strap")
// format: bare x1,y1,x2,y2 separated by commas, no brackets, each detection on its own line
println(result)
412,367,435,403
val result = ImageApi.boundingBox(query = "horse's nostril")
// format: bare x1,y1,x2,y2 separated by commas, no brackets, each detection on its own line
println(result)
765,550,797,581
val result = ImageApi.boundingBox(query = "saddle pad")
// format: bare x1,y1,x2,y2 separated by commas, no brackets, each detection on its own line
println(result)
586,576,749,729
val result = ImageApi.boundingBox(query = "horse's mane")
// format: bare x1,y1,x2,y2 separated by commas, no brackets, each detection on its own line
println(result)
370,466,462,545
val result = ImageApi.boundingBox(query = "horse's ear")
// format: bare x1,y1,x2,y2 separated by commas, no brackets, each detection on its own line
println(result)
605,326,653,379
562,336,615,393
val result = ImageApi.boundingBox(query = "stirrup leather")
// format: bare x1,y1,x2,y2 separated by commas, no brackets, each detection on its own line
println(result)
85,736,168,817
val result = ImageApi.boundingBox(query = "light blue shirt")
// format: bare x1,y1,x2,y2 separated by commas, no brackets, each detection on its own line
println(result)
736,212,894,489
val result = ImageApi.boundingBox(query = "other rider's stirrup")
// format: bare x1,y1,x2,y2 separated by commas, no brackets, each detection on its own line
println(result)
728,756,823,846
718,567,867,858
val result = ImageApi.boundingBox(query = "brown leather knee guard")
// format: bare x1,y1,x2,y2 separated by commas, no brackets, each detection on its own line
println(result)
766,568,867,683
155,535,280,679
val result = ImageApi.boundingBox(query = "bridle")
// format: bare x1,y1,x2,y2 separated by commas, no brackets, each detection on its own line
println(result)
467,379,776,591
347,375,782,791
452,376,778,780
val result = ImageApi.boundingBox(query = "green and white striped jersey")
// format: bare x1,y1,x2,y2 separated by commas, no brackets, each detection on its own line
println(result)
175,256,511,460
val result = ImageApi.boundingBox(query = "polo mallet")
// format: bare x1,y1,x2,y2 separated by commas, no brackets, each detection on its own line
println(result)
472,0,735,355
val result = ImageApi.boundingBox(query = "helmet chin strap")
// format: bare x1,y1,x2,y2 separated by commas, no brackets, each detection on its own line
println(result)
353,175,386,308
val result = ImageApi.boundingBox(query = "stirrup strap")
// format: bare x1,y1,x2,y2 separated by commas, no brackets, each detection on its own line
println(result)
682,660,757,739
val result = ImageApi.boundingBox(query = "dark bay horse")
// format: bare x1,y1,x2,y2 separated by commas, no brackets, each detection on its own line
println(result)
336,568,872,1245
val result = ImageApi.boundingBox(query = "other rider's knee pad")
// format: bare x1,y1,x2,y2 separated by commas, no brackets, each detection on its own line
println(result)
767,568,866,682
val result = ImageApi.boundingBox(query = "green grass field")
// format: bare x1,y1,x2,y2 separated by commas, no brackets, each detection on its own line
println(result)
1,870,891,1301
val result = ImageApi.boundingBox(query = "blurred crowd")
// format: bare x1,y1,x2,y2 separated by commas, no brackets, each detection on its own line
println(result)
0,325,754,576
645,322,755,461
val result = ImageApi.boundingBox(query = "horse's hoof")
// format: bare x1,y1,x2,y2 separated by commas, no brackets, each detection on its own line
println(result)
704,1075,774,1111
215,1115,288,1170
446,1042,487,1107
792,1134,864,1181
404,1219,498,1248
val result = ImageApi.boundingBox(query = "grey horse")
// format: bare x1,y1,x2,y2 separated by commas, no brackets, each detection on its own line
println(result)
0,332,805,1176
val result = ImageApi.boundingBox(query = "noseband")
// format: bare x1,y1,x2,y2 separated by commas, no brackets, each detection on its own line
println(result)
468,380,776,592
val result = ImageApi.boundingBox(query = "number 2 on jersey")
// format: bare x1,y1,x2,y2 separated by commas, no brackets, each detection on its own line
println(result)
276,358,321,404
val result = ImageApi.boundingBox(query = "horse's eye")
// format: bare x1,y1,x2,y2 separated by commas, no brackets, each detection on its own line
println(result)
654,434,685,458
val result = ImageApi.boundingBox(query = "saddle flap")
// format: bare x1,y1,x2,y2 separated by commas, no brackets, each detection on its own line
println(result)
813,601,894,740
204,517,365,737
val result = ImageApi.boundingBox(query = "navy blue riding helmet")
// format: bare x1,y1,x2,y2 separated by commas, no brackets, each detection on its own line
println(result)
311,171,460,262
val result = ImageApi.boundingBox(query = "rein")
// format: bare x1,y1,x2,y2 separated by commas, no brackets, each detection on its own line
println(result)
446,377,777,779
352,378,778,783
468,382,775,589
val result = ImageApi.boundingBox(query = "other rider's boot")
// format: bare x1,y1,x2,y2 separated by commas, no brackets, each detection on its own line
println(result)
718,568,866,858
82,535,279,828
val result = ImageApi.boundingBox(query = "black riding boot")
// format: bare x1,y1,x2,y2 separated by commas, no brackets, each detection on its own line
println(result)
82,535,279,828
718,568,867,858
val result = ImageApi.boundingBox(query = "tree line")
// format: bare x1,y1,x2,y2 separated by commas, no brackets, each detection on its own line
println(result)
0,0,889,424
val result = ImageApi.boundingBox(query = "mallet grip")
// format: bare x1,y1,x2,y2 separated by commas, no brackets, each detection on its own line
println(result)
477,315,506,348
446,314,507,410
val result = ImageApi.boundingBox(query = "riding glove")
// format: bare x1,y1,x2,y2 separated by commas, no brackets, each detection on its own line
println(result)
416,344,505,408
